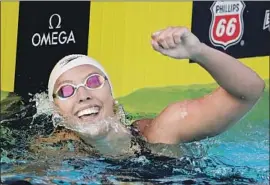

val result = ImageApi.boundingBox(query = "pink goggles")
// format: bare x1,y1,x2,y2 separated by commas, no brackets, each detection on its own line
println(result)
53,73,107,100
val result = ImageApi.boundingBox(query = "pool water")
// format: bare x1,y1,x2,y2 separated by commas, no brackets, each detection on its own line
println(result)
0,92,269,185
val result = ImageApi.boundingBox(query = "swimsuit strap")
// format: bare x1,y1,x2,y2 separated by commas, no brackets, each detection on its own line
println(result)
128,122,152,156
114,103,154,156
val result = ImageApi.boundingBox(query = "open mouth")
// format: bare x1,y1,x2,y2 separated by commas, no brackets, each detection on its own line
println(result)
76,106,101,121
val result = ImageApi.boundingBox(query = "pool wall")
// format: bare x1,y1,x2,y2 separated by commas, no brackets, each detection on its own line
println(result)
1,2,269,101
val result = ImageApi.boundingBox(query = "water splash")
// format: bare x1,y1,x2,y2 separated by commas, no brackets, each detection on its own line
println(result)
0,91,269,184
28,92,55,123
1,92,56,163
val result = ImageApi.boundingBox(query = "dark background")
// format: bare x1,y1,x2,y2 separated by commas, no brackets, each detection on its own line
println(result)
191,1,270,60
15,1,91,101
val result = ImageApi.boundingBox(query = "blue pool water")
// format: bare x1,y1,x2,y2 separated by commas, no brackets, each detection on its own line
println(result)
0,96,269,185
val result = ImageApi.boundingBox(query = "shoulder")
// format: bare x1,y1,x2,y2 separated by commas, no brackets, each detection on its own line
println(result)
131,118,153,137
133,87,255,144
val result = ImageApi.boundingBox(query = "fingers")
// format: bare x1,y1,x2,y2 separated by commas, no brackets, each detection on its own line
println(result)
153,27,173,49
151,39,170,57
172,27,189,44
151,26,187,50
151,39,159,50
151,39,164,52
161,27,176,49
151,30,163,39
172,29,182,44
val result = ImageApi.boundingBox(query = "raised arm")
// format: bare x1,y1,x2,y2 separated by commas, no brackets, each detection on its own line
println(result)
139,26,265,144
192,42,265,102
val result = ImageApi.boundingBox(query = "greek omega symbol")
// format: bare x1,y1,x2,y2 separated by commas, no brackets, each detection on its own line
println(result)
49,13,61,29
32,13,76,47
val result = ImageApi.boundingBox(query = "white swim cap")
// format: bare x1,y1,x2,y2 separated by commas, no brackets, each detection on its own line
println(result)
48,54,113,101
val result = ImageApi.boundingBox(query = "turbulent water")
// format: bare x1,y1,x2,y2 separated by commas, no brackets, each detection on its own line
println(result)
0,92,269,185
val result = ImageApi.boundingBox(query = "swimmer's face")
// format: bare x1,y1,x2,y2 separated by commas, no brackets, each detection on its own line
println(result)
53,65,115,125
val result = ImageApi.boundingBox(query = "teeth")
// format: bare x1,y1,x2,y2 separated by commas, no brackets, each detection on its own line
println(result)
78,107,99,117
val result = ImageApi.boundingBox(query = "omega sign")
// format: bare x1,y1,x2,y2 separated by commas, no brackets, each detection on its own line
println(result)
32,13,76,47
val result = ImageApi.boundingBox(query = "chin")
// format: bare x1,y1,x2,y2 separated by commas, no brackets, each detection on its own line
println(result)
72,117,111,136
77,123,111,141
61,112,119,138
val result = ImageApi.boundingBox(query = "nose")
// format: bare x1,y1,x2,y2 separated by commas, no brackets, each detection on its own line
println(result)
76,86,92,103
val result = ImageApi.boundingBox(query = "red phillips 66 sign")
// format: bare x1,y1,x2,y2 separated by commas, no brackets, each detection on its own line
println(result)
209,1,245,50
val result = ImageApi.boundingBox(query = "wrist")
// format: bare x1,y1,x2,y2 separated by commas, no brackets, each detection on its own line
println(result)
189,42,207,63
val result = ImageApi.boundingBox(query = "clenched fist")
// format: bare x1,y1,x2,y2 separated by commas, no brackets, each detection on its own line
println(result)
151,26,202,60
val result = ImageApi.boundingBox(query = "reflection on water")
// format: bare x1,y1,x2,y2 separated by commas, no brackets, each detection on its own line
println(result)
0,92,269,185
1,155,267,184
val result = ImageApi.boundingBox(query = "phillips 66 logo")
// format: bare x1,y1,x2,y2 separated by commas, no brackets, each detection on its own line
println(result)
209,1,245,50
